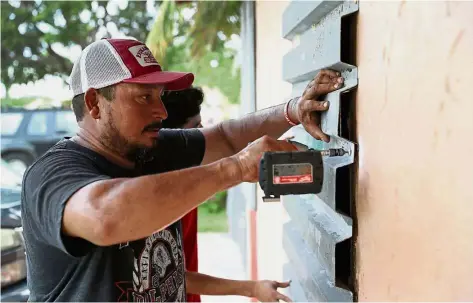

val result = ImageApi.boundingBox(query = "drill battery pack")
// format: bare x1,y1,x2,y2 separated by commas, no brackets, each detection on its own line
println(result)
258,150,324,202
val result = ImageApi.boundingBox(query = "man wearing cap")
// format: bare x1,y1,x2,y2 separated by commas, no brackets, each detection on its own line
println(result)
21,38,344,302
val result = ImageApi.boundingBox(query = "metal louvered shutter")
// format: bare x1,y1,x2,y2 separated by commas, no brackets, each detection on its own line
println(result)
280,1,359,301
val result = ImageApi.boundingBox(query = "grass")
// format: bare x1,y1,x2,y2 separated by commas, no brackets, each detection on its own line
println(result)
1,96,55,108
197,191,228,233
197,204,228,233
1,96,37,108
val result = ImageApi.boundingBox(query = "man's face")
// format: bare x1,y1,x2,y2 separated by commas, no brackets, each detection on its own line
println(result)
97,83,168,159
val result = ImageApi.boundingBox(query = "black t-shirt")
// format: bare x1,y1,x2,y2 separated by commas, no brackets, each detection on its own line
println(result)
21,129,205,302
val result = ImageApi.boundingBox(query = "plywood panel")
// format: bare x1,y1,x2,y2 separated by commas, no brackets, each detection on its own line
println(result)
356,1,473,300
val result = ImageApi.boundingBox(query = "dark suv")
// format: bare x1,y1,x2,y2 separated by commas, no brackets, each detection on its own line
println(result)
1,185,29,302
1,107,78,175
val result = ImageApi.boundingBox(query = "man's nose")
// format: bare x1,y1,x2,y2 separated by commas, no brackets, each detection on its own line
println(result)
152,99,168,120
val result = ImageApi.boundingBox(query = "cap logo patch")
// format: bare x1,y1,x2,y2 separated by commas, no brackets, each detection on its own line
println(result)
128,45,159,67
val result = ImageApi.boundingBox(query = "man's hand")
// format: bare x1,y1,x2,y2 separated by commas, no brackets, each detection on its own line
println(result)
231,135,298,182
186,272,292,301
291,69,344,142
253,280,293,302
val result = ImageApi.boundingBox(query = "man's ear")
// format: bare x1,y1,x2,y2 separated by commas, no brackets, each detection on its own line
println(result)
84,88,100,119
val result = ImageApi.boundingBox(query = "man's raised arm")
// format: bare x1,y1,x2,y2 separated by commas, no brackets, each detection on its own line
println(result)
200,69,344,164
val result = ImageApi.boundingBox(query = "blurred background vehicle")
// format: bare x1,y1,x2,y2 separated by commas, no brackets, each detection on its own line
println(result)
1,161,29,302
1,107,78,175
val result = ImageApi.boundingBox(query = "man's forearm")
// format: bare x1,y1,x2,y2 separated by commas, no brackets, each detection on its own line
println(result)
65,157,241,246
186,271,256,297
220,98,299,153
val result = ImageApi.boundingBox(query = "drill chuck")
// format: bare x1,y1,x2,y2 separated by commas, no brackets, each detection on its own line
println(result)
320,148,347,157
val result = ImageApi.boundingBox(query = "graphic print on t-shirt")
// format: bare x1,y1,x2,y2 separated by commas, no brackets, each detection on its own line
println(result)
116,223,186,302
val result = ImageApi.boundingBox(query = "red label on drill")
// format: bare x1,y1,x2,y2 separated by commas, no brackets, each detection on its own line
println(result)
273,174,313,184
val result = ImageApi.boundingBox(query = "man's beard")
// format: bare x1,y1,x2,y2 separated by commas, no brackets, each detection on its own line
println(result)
100,117,159,163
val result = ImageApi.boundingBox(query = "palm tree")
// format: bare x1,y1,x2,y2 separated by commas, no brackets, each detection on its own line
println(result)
186,1,241,58
146,1,241,65
146,1,242,104
146,1,186,70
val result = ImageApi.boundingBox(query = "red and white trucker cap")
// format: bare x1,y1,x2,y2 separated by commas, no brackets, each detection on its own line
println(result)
69,38,194,96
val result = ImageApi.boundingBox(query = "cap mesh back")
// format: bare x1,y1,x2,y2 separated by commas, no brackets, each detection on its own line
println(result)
70,55,83,96
70,40,131,96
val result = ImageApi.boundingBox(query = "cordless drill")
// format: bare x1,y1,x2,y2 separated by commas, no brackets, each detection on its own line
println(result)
258,141,348,202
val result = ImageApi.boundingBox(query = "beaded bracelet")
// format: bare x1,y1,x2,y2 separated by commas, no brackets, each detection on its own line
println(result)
284,98,299,126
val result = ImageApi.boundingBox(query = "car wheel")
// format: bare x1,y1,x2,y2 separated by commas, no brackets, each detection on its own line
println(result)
3,152,34,176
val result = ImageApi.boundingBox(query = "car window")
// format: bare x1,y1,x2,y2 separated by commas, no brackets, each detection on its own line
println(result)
1,113,23,135
27,112,48,136
0,188,21,206
55,111,78,134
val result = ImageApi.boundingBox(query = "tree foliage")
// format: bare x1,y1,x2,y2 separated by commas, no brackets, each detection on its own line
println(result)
1,0,243,104
146,1,183,71
1,0,156,90
188,1,241,59
146,1,242,104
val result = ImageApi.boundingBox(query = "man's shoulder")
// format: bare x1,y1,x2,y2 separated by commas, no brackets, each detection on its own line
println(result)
27,139,97,171
157,128,204,142
155,128,205,151
141,129,205,174
23,139,104,186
